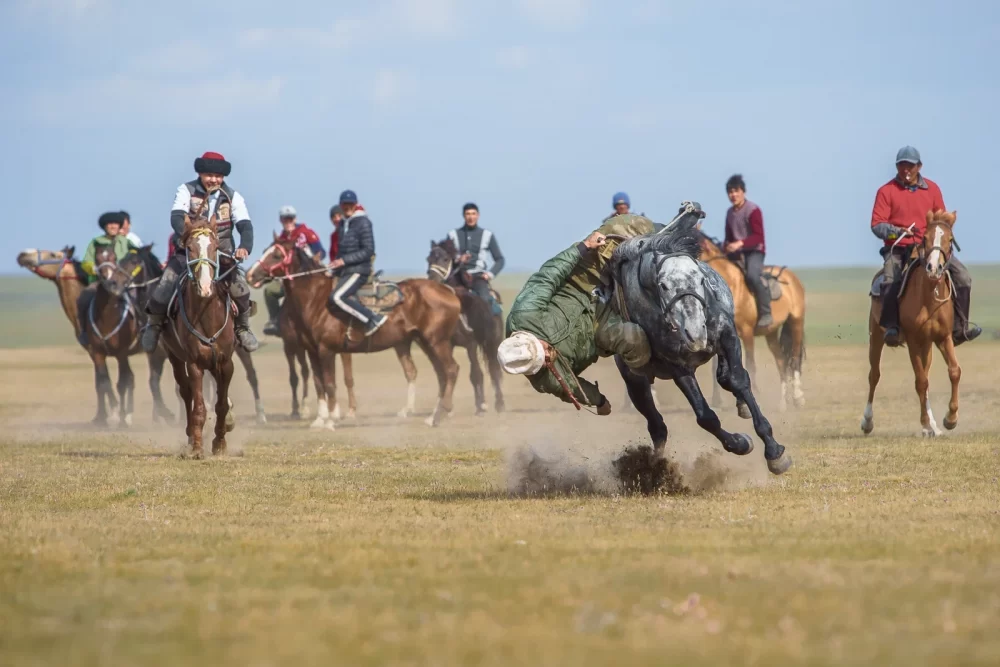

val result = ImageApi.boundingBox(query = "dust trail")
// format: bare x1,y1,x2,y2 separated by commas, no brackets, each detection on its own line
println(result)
505,435,772,497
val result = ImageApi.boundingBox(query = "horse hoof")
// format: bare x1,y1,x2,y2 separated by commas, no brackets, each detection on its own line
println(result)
424,415,438,427
397,409,411,419
300,405,311,419
495,402,506,414
122,413,133,428
766,451,793,475
861,417,874,435
794,395,806,408
725,433,754,456
332,404,342,421
187,450,204,461
256,413,268,425
324,420,336,432
944,417,958,431
309,417,325,430
737,403,752,420
346,409,357,419
212,441,227,455
921,427,941,438
225,411,236,433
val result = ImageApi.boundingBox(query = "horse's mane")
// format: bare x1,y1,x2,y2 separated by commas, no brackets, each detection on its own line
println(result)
926,209,956,226
696,230,724,254
136,244,164,279
612,212,703,265
435,237,458,255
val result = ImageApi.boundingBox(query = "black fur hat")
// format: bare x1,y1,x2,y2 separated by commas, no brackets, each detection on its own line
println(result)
98,211,126,230
194,151,232,176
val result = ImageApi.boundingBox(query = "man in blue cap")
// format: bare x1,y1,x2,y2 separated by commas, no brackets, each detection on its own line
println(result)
605,192,631,221
870,146,980,346
327,190,386,336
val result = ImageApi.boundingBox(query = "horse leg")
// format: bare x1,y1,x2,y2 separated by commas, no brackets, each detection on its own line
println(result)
615,356,667,451
116,355,134,427
734,334,754,419
710,355,724,408
212,358,235,455
318,350,337,431
341,353,357,419
673,374,754,456
168,353,193,444
764,331,788,412
395,343,418,418
329,353,342,421
908,343,940,437
91,352,113,426
284,342,300,419
718,328,792,474
937,336,961,430
239,348,266,425
424,339,459,427
147,348,175,424
467,343,487,415
306,350,328,429
186,362,207,458
790,317,807,408
861,310,884,435
298,348,312,419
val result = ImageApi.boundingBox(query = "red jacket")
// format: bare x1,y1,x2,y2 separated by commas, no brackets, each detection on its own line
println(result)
329,204,363,261
871,177,945,247
279,223,325,258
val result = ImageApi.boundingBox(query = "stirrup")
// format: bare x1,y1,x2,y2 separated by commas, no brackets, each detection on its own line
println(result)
883,327,903,347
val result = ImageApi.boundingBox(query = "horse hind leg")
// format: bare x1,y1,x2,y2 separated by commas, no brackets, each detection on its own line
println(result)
341,353,357,419
285,344,300,419
238,348,266,425
148,349,175,424
395,343,418,418
616,356,667,451
764,331,789,412
419,338,459,427
92,352,114,426
116,356,135,427
466,343,486,415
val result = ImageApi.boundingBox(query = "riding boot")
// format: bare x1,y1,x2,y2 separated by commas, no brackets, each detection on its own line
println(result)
753,282,773,330
365,314,388,337
262,283,282,336
234,307,259,352
952,285,982,347
141,311,166,353
879,281,903,347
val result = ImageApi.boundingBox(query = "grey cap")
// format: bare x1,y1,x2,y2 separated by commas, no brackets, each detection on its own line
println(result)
895,146,921,165
278,205,297,218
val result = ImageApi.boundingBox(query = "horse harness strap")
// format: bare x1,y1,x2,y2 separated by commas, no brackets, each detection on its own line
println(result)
88,289,137,349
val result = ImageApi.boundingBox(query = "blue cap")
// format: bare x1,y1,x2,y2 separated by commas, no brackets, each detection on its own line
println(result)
339,189,358,205
612,191,630,209
895,146,921,165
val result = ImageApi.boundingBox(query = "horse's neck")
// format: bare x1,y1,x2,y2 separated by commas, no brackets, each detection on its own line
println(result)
55,275,84,333
283,272,332,318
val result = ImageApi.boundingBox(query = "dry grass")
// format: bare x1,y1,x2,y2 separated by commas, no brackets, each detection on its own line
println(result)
2,306,1000,664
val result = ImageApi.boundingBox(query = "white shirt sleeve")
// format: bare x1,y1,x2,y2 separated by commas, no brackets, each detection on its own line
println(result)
171,184,191,212
231,191,250,222
127,231,142,246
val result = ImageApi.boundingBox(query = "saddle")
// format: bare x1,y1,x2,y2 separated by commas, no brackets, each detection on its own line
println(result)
452,271,503,305
330,271,405,315
730,256,787,301
869,248,922,298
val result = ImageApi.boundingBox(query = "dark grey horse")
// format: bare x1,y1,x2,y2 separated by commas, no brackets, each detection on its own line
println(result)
600,203,792,475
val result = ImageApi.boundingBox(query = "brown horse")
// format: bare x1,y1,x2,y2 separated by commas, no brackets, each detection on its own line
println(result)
426,238,505,415
697,233,808,413
862,210,961,437
161,217,237,457
246,236,462,429
77,246,146,426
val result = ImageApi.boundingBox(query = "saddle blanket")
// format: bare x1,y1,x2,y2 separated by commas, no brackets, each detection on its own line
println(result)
330,274,405,315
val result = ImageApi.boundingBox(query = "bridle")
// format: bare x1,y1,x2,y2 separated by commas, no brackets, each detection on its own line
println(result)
184,227,238,285
24,251,79,281
427,251,453,282
249,242,329,285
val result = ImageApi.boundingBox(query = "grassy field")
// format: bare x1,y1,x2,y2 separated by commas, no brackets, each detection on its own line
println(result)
2,266,999,666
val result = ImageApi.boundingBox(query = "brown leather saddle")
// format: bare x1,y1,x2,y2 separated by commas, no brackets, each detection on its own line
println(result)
330,271,405,315
870,247,921,298
730,256,787,301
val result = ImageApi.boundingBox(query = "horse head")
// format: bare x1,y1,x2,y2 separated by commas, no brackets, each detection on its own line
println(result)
608,206,712,355
103,248,146,299
923,209,957,283
93,245,133,298
247,235,317,288
426,238,456,283
182,214,221,298
17,247,69,280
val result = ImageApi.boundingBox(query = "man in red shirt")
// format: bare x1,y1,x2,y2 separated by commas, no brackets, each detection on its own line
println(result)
262,206,326,336
870,146,979,347
723,174,771,330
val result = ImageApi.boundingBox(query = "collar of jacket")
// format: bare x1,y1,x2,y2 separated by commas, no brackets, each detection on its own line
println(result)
894,174,928,191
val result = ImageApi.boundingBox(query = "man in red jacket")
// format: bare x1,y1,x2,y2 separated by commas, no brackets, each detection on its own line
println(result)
262,205,326,336
870,146,979,347
723,174,771,330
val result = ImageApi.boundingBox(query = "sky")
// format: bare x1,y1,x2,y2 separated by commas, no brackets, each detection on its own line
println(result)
2,0,998,273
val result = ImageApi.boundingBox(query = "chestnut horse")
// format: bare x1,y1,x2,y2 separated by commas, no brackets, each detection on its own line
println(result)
697,234,808,413
862,210,961,437
247,237,461,429
426,238,505,415
17,246,175,425
162,217,237,457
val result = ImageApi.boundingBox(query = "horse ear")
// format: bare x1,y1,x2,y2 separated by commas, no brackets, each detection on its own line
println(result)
949,210,958,226
273,230,280,243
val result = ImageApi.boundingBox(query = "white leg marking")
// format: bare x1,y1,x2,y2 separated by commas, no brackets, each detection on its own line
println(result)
332,403,342,421
398,382,417,418
923,396,942,437
255,399,267,424
861,401,874,434
779,380,788,412
424,402,440,427
793,370,805,406
311,400,329,429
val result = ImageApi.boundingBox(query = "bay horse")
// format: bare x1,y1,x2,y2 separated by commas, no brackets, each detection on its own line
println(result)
246,236,461,429
17,246,175,424
426,238,506,415
161,216,237,457
697,233,807,413
862,210,961,437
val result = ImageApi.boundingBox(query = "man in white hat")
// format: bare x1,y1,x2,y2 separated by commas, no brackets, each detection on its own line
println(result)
261,205,326,336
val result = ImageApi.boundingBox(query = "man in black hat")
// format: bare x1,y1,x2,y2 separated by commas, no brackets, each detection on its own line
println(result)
141,151,258,353
447,202,505,316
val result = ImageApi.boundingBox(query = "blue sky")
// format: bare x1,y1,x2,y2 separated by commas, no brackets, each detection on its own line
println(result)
2,0,997,273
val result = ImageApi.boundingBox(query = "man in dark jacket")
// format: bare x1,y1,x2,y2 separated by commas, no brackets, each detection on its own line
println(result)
723,173,771,330
328,190,385,336
448,202,504,316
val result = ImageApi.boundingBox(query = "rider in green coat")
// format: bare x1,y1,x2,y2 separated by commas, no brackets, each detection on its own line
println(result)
501,215,656,413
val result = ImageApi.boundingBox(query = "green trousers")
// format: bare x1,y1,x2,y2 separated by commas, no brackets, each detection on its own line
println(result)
264,281,284,321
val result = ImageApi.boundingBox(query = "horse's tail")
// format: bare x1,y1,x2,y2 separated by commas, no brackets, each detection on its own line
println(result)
779,317,805,373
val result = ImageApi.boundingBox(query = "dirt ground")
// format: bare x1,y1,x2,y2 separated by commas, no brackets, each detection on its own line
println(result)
2,332,999,665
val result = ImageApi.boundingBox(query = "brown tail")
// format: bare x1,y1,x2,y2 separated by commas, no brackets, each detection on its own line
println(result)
779,318,805,372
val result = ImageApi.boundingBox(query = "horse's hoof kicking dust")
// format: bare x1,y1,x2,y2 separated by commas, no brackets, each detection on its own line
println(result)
766,451,793,475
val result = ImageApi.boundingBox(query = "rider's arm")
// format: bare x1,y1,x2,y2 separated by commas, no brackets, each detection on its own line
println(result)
231,192,253,253
303,229,326,260
515,243,587,311
487,234,505,276
742,208,764,251
80,240,98,276
870,185,906,240
170,184,190,236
